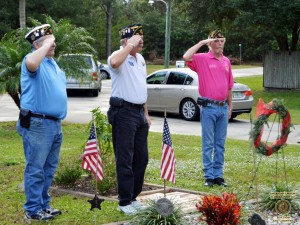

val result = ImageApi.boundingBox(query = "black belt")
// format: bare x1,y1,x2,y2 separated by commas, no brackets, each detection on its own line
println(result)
207,99,228,106
123,101,144,109
31,113,59,121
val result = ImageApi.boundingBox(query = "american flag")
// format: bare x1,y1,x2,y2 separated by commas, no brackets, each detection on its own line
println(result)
160,117,176,183
82,122,104,181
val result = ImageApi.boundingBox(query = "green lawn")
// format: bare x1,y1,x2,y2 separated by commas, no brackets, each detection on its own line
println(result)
1,66,300,224
234,76,300,125
1,119,299,224
145,64,258,75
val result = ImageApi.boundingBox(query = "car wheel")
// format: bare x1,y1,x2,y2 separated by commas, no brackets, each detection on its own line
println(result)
92,90,99,97
180,98,200,121
100,71,109,79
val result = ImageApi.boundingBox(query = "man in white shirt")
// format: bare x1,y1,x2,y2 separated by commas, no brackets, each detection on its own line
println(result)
107,23,151,215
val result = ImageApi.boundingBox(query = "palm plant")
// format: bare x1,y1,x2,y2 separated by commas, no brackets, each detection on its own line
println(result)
0,15,96,109
0,28,28,108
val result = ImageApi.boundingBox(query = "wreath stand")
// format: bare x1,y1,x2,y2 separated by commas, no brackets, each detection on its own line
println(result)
245,98,293,224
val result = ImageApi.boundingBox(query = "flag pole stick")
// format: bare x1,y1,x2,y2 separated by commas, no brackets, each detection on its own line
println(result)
92,115,98,225
250,114,259,211
164,110,167,198
92,115,99,196
164,179,166,198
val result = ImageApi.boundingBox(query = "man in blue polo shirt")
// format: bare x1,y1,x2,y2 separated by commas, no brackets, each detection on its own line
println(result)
107,23,151,215
17,24,67,222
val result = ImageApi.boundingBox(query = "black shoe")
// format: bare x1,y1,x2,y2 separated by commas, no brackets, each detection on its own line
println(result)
43,207,62,216
25,211,54,221
214,177,228,187
204,179,214,187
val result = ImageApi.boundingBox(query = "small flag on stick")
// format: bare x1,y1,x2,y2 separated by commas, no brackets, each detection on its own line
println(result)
160,117,176,183
82,122,104,181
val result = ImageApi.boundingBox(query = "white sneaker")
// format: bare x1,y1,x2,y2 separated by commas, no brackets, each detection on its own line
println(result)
118,205,137,215
131,200,145,210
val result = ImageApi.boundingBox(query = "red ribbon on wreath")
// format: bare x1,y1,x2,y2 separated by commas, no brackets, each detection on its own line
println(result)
252,98,291,156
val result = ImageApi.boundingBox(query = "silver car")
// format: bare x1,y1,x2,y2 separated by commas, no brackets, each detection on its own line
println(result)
59,54,101,97
147,68,253,121
97,61,110,79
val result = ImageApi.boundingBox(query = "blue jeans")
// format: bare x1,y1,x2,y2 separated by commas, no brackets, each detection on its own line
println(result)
200,103,228,179
17,117,62,215
107,105,149,206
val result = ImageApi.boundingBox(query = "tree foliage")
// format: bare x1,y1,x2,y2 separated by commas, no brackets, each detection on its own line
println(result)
236,0,300,51
176,0,300,52
0,0,299,61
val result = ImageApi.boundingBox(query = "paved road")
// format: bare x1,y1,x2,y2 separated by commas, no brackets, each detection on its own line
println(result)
232,67,263,77
1,67,299,145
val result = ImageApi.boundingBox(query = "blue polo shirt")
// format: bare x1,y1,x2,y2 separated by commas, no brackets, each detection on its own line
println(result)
20,54,67,119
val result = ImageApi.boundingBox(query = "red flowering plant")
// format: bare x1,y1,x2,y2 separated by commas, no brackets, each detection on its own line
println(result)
196,192,241,225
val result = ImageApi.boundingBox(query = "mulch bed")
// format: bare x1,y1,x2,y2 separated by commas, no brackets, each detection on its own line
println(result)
52,175,162,197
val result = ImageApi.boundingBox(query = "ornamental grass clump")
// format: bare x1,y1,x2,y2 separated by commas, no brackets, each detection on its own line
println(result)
130,198,184,225
196,192,241,225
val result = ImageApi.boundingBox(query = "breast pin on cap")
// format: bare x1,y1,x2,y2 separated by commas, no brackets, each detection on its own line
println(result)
25,24,53,44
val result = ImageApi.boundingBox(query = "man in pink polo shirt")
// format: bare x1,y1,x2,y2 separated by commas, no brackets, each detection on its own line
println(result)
183,29,234,187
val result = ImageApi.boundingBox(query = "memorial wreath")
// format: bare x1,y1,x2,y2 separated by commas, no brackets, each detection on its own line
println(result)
250,98,292,156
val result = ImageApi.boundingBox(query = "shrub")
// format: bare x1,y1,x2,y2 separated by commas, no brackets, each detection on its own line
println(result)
55,163,82,185
196,192,241,225
227,55,241,65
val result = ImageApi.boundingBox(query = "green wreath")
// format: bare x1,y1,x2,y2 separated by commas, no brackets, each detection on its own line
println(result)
250,99,292,156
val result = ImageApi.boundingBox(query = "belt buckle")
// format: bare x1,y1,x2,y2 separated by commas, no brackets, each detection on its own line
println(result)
219,102,224,106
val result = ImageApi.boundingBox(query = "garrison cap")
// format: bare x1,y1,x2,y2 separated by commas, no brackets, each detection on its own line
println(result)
25,24,53,44
119,24,143,39
208,29,225,39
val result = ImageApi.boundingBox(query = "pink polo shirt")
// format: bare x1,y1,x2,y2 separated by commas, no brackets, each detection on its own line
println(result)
187,51,234,101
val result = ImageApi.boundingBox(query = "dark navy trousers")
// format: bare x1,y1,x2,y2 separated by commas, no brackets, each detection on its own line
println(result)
108,105,149,206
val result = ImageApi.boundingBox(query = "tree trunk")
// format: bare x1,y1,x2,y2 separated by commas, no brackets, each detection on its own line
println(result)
291,22,300,51
275,34,289,51
106,2,113,58
19,0,26,28
8,91,21,109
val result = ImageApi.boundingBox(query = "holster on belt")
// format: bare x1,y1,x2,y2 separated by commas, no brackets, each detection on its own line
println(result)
19,108,31,128
197,97,208,107
109,97,124,107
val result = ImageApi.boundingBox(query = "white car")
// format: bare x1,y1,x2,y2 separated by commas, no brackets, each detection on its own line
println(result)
147,68,254,121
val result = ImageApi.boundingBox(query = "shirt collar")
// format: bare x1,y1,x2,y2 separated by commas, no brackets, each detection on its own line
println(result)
208,50,223,60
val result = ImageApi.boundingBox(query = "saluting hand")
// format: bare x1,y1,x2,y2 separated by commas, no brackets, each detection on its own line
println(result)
41,36,56,47
200,38,217,45
127,35,143,48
